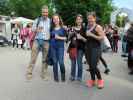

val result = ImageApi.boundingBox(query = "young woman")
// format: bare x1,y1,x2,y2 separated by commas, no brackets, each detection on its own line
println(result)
67,14,86,81
50,14,66,82
85,12,104,89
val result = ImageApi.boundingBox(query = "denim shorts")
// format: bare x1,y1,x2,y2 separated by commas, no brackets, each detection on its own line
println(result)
36,39,45,51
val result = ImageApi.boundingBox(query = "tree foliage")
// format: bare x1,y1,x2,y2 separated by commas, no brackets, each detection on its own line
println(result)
116,15,127,27
0,0,114,24
8,0,51,19
0,0,10,15
55,0,114,25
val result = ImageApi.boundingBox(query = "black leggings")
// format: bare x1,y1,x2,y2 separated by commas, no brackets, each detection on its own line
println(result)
100,56,108,69
85,45,102,80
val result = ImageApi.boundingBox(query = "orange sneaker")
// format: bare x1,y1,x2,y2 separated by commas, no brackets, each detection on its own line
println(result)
86,80,96,87
97,80,104,89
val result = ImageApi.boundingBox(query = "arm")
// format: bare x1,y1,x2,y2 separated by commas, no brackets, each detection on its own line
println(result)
11,28,14,34
32,18,38,33
55,28,68,41
77,34,87,42
86,25,105,41
17,28,20,35
55,34,67,40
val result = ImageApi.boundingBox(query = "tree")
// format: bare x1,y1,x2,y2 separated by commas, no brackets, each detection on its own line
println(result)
8,0,53,19
116,15,127,27
0,0,10,15
0,0,114,24
54,0,114,25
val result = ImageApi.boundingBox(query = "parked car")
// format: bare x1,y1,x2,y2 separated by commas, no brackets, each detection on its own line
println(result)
0,35,10,46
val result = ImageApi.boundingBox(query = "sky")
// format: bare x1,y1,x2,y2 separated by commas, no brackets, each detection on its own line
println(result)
113,0,133,10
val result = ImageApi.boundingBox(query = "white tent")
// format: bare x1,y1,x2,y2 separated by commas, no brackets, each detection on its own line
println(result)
10,17,33,24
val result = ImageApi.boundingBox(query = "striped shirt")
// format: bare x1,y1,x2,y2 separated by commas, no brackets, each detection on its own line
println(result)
32,17,51,40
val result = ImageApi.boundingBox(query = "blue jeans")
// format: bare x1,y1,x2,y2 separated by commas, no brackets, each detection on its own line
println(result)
70,49,84,80
51,46,65,81
122,41,127,53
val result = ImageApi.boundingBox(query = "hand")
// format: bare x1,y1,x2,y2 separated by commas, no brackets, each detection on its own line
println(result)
36,27,42,33
55,34,67,40
77,34,82,39
63,25,68,30
55,34,59,39
64,37,67,41
73,37,76,40
86,31,94,37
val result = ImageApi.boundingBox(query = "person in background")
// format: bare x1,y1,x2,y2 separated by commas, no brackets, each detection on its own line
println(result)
112,27,119,53
27,23,34,49
11,24,20,48
23,24,33,50
105,25,113,51
20,25,29,49
121,28,128,57
100,56,110,74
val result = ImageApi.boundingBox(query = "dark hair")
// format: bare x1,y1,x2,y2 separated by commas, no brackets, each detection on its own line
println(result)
131,22,133,27
76,14,83,19
75,14,83,26
87,11,96,18
51,14,64,31
26,24,30,28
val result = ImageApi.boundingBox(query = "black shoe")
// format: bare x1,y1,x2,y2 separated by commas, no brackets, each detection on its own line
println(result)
77,78,82,82
61,78,66,82
104,69,110,75
69,77,75,82
128,71,133,75
54,78,59,82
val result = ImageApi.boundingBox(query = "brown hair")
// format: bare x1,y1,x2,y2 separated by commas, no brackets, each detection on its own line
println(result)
87,11,96,18
75,14,83,26
76,14,83,19
51,14,64,30
42,5,48,10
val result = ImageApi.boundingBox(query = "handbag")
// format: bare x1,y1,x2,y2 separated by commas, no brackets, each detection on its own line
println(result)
69,48,77,59
102,36,111,51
